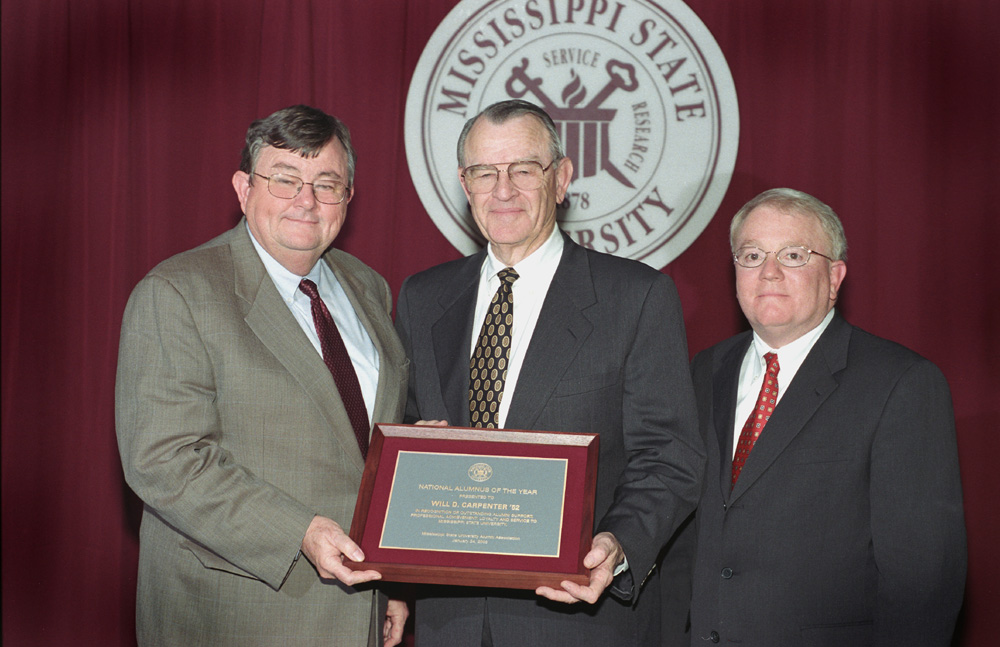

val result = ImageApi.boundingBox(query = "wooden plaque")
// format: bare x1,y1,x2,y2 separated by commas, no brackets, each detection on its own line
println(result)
344,424,599,590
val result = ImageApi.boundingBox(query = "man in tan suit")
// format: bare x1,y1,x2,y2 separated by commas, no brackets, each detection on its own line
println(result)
116,105,408,646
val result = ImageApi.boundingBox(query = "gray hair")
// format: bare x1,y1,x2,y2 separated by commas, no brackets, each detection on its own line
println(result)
239,104,356,185
730,188,848,261
456,99,564,167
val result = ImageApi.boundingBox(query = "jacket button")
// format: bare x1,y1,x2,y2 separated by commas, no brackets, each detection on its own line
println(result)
710,630,720,643
721,567,733,579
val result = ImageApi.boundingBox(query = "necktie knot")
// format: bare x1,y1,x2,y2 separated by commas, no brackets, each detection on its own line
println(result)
299,278,320,300
764,351,779,375
498,267,519,286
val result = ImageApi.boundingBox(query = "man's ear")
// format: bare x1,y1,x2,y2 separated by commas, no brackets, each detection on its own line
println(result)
458,167,472,202
828,260,847,302
232,171,251,213
555,157,574,202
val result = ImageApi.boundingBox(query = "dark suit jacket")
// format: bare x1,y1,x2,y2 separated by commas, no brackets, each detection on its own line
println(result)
688,312,966,647
116,221,408,646
394,234,704,647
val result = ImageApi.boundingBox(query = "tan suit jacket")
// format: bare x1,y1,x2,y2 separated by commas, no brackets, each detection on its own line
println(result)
116,221,407,646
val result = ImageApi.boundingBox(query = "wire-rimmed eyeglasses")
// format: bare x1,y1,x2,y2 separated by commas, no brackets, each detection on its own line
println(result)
253,172,350,205
461,160,556,194
733,246,834,268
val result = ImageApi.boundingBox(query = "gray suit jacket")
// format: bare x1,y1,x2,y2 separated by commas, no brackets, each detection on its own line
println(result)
394,234,704,647
689,312,966,646
116,221,408,646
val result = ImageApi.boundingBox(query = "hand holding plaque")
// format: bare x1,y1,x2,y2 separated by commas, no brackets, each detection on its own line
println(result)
301,515,381,585
535,530,623,603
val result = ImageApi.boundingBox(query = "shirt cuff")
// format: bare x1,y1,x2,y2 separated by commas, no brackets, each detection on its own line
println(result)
613,553,629,577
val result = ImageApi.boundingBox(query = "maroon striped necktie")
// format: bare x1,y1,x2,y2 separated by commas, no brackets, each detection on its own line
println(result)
299,278,369,458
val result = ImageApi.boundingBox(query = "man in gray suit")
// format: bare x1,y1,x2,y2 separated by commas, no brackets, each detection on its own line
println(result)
688,188,966,646
394,100,704,646
116,105,409,646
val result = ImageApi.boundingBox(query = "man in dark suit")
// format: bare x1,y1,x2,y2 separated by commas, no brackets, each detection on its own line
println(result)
116,105,408,646
394,99,704,646
688,188,966,646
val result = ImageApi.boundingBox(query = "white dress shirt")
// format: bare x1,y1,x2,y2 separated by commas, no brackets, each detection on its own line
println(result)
732,308,836,457
249,227,380,424
470,228,564,428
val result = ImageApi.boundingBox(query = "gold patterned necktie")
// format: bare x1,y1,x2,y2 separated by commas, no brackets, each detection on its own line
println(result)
731,351,779,489
469,267,519,428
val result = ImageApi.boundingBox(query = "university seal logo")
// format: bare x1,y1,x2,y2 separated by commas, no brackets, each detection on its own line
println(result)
405,0,739,268
468,462,494,482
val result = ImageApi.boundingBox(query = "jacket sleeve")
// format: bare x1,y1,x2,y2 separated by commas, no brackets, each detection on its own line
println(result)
870,359,966,644
596,274,706,600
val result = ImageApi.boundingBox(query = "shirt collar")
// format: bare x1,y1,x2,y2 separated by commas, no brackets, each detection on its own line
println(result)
483,226,564,281
246,222,322,300
751,308,836,369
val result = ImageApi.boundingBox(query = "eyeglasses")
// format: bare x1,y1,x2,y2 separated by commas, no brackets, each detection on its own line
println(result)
733,246,834,268
461,160,556,194
253,172,350,205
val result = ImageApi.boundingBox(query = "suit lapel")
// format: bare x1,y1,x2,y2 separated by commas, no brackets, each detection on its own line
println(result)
322,250,404,434
430,251,485,427
231,225,365,474
729,314,851,501
714,335,750,500
505,239,596,430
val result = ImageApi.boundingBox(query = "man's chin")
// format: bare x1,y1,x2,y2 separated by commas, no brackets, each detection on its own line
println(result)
276,236,326,256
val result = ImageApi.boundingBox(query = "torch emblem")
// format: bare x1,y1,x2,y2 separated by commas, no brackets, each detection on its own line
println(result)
506,58,639,188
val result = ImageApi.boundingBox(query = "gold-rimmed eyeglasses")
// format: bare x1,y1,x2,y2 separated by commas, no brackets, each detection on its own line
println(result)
461,160,556,194
733,246,834,268
253,172,350,205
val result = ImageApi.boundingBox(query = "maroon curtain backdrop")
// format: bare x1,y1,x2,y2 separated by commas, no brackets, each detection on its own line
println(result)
2,1,996,645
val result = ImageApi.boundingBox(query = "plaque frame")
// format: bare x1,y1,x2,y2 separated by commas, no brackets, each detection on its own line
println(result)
344,423,599,590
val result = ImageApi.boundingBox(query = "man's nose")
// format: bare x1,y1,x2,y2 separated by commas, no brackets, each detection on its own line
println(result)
294,182,317,207
760,253,784,278
492,170,518,199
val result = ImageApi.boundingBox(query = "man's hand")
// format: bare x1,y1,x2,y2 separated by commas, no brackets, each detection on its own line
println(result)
300,515,381,585
414,419,449,426
383,599,409,647
535,532,624,604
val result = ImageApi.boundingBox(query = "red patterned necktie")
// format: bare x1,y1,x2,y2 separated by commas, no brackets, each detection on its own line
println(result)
731,351,779,489
469,267,518,428
299,279,370,458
